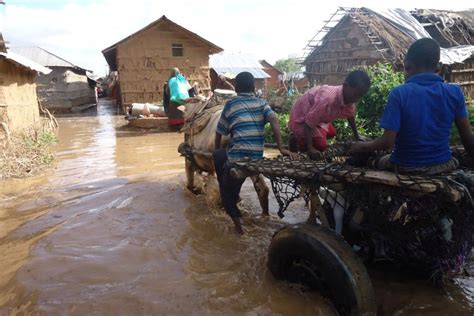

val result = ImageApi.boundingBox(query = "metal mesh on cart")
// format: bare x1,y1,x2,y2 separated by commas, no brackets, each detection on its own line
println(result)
233,145,474,283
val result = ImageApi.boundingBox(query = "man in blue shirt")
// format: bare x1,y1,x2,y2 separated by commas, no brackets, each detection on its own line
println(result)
213,72,296,234
349,38,474,174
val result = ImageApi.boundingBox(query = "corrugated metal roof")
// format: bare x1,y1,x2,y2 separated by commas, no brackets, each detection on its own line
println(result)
9,46,87,70
0,51,51,74
213,67,270,79
210,53,270,79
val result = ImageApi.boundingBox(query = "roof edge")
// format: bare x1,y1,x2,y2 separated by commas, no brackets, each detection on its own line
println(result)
0,51,52,74
102,15,223,54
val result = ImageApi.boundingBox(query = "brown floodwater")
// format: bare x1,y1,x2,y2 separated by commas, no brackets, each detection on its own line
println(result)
0,99,473,315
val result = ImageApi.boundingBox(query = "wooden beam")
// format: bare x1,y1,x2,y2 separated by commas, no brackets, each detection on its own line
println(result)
326,37,355,42
451,68,474,73
309,47,365,54
306,56,379,63
458,81,474,86
310,191,328,226
231,162,462,202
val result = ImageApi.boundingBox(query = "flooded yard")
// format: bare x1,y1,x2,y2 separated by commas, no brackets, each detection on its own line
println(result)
0,99,473,315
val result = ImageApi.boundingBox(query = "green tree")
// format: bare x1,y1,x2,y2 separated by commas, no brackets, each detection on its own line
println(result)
274,58,302,73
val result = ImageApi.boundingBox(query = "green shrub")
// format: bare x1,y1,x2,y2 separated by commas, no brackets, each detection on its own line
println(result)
265,113,289,144
451,105,474,145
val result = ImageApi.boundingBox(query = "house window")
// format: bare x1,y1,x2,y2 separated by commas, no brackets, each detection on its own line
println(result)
172,43,183,57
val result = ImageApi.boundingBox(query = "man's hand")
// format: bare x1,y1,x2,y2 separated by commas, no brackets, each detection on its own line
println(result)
348,130,396,155
347,141,368,154
308,148,322,160
355,135,371,142
279,147,300,160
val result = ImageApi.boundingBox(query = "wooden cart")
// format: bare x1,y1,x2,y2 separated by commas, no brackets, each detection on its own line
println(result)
230,153,474,316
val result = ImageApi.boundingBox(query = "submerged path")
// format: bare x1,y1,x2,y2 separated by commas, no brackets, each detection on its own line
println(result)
0,99,472,315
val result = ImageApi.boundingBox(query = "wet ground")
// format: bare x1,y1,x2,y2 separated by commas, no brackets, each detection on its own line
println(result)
0,99,473,315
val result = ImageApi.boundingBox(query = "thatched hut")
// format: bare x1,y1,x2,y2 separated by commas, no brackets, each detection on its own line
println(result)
412,9,474,98
102,15,223,109
0,37,51,136
303,7,474,98
303,8,412,85
10,46,97,113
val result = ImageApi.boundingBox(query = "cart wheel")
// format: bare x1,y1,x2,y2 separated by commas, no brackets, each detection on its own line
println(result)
267,223,376,316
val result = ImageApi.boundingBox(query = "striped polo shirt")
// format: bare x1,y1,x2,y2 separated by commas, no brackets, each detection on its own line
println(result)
217,93,273,162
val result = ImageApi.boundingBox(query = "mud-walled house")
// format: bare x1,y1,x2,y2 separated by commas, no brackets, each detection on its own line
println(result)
303,7,474,98
0,35,51,137
259,60,282,90
10,46,97,113
102,15,223,109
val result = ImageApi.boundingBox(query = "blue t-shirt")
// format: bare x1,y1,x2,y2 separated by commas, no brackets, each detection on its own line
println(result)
380,73,467,167
217,93,273,162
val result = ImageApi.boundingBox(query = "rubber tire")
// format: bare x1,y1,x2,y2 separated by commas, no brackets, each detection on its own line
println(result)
267,223,376,316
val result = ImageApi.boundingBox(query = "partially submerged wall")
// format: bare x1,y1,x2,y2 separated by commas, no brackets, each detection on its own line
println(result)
37,67,96,111
0,59,40,133
117,21,211,106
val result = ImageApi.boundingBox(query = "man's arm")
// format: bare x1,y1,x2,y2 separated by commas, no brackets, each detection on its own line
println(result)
455,117,474,159
347,116,360,140
214,132,222,150
304,123,321,159
268,113,298,159
348,129,397,153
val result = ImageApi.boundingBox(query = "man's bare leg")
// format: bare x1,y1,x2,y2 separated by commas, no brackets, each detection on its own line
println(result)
231,217,244,235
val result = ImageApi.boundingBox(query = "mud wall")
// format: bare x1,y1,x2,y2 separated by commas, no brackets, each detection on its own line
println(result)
37,67,96,112
0,59,40,133
447,57,474,101
117,21,212,106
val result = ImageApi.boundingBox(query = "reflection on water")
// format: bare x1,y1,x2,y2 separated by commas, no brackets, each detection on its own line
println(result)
0,99,472,315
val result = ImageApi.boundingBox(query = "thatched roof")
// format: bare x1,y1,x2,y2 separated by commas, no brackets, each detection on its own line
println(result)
304,8,419,66
305,7,474,67
412,9,474,47
352,9,415,63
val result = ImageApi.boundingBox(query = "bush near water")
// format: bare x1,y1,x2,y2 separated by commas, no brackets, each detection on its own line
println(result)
0,130,57,180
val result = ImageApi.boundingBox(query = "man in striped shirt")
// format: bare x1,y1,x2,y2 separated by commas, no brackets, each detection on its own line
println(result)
213,72,296,235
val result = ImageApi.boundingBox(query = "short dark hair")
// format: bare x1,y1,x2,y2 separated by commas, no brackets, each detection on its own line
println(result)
344,70,371,90
235,72,255,93
405,38,440,70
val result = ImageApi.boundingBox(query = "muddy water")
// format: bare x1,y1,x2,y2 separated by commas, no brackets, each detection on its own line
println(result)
0,99,473,315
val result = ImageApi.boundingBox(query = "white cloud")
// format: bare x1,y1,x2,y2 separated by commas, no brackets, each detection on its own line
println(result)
2,0,471,76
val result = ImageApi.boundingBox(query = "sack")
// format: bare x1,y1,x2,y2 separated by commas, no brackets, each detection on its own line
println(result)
169,74,190,105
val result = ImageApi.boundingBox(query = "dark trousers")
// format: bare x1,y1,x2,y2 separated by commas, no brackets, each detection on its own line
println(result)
212,149,246,218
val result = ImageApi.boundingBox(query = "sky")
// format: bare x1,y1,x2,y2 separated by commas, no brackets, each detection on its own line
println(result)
0,0,471,76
